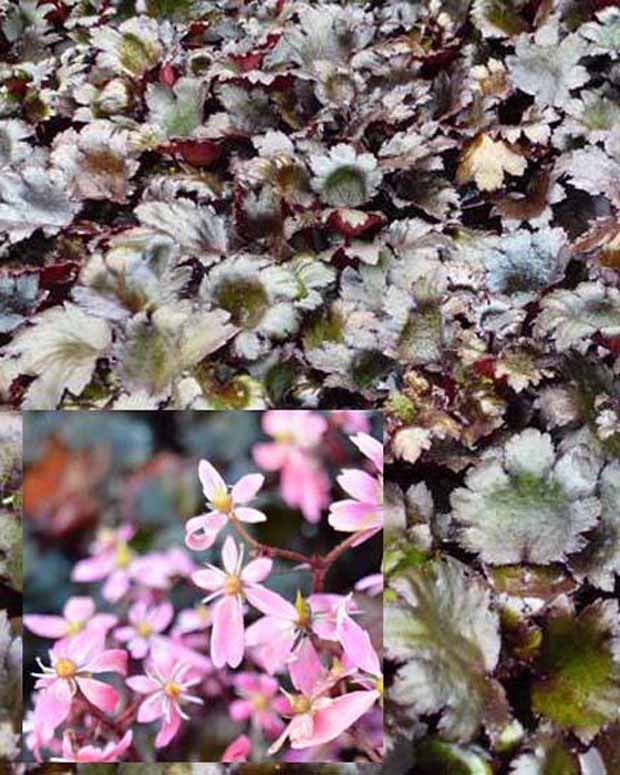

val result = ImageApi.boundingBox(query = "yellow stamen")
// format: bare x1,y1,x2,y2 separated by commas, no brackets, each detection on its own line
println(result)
137,622,152,638
274,431,293,444
295,590,310,629
55,658,77,678
66,620,83,636
290,694,311,715
224,575,242,596
197,604,209,622
376,676,384,696
251,693,269,712
164,681,182,699
116,542,132,569
211,490,233,513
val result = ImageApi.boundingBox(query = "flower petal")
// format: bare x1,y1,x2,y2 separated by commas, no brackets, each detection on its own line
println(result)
291,690,379,749
232,473,264,504
337,469,380,504
155,704,181,748
63,596,96,623
86,648,128,676
198,459,227,501
222,536,239,575
211,595,244,669
185,512,227,551
76,677,119,714
241,557,272,584
244,584,297,619
24,615,68,639
126,675,160,694
234,506,267,524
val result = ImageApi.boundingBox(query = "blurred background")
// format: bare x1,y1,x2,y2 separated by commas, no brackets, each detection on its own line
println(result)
22,410,382,761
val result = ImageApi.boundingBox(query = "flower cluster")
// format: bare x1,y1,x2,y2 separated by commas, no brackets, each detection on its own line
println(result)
23,410,383,763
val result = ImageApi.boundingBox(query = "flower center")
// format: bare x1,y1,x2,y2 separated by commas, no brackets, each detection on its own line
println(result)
197,604,209,623
164,681,182,699
116,542,132,569
211,490,233,514
251,693,269,712
376,676,384,696
55,658,77,679
224,575,243,596
66,620,84,636
290,694,311,715
274,431,293,444
137,622,153,638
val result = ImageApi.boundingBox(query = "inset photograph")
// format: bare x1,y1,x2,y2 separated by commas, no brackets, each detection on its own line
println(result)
22,410,383,764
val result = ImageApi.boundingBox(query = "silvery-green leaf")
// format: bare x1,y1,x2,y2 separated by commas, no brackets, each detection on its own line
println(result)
3,303,111,409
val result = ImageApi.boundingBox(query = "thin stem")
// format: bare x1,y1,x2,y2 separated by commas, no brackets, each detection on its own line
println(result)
229,512,366,593
228,513,311,566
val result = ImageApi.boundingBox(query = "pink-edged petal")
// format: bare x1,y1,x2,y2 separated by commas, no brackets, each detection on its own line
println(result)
329,500,381,532
232,473,264,504
222,734,251,762
88,613,118,633
76,677,119,714
102,729,134,761
155,705,181,748
129,637,149,660
86,648,129,676
149,601,174,633
185,512,227,551
229,698,253,722
337,606,381,677
252,442,289,471
34,679,74,734
337,469,380,503
71,553,115,582
114,626,135,643
291,690,379,749
241,557,272,584
63,596,96,623
198,459,227,501
24,615,68,639
102,570,130,603
289,639,324,696
126,675,160,694
192,565,227,592
137,691,165,722
211,595,244,669
234,506,267,524
66,627,105,665
222,536,239,575
244,585,298,620
350,433,383,472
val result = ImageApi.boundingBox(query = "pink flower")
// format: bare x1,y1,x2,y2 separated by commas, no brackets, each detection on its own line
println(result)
246,592,357,674
229,672,289,739
114,601,174,659
192,536,294,669
253,410,330,523
57,730,133,762
32,629,128,739
173,603,211,636
268,640,379,754
222,734,251,762
328,433,383,544
72,524,136,602
185,460,266,551
126,647,204,748
130,547,196,590
25,596,117,640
